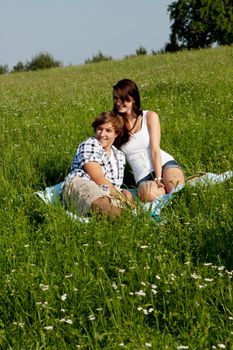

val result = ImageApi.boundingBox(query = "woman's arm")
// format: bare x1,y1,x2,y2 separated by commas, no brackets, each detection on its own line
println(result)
147,111,164,187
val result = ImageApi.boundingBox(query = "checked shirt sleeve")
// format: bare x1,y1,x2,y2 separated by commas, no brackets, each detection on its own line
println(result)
71,137,103,172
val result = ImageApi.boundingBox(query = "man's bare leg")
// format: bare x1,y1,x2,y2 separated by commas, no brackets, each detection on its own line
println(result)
91,197,122,217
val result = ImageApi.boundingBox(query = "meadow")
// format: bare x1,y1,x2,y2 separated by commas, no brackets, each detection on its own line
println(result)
0,46,232,349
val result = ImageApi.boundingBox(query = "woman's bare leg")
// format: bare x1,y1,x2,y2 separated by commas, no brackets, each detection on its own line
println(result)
163,168,185,193
137,181,165,202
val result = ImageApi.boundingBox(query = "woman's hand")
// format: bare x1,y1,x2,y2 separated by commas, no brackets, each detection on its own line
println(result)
154,177,165,189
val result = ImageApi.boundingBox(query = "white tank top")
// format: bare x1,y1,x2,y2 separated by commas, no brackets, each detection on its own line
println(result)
121,110,174,183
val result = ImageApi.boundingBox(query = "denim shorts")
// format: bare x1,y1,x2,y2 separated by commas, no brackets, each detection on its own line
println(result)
136,160,182,186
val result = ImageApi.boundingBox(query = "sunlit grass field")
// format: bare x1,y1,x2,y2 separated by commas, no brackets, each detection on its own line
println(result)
0,46,232,349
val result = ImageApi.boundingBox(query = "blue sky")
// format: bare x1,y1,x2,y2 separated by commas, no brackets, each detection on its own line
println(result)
1,0,172,69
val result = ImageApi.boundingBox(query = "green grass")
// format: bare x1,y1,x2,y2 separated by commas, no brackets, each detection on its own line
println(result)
0,46,232,349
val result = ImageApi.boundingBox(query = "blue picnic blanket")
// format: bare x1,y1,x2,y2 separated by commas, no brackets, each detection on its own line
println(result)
36,171,233,222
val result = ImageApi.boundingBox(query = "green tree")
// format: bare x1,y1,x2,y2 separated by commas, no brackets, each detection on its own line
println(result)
12,61,25,72
165,0,233,51
0,64,8,75
135,45,147,56
25,52,62,71
85,51,112,64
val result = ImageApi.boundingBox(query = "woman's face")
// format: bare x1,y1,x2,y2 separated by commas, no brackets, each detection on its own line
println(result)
95,122,117,151
113,91,134,114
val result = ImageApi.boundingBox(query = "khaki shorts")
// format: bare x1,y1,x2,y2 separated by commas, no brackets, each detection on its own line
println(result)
63,176,115,215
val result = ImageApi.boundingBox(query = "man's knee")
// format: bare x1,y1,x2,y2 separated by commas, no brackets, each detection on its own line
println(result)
91,196,122,216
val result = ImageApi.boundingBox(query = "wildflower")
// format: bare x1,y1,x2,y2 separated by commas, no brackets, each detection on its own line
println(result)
151,289,157,295
228,316,233,320
60,318,73,324
226,270,233,277
88,314,95,321
118,269,125,273
118,343,125,347
217,344,225,349
148,308,154,313
140,245,148,249
156,275,161,280
177,346,189,349
44,325,53,330
145,342,152,347
13,321,24,328
65,273,73,278
218,266,225,271
191,273,201,279
204,278,213,282
39,284,49,291
61,293,67,301
112,282,118,290
151,284,157,289
135,290,146,296
184,261,191,265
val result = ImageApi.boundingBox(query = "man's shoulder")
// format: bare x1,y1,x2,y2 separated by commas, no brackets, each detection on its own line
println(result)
112,145,125,158
81,136,100,148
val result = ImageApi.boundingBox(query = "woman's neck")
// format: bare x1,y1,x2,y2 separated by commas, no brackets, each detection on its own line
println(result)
124,111,135,121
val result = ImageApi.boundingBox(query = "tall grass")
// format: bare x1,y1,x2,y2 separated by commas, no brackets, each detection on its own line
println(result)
0,46,232,349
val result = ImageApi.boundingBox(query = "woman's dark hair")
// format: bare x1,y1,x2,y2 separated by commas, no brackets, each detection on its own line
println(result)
113,79,142,147
92,111,124,136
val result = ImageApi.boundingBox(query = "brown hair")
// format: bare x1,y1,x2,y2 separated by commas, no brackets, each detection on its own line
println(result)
92,111,124,136
112,79,143,147
113,78,142,118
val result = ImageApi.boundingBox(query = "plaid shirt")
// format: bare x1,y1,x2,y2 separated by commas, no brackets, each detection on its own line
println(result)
64,136,125,189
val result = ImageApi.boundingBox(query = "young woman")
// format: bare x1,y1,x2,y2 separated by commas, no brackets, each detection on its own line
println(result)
113,78,185,202
62,111,132,216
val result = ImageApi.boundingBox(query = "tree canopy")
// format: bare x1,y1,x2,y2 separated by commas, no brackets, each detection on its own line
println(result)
25,52,62,71
165,0,233,51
